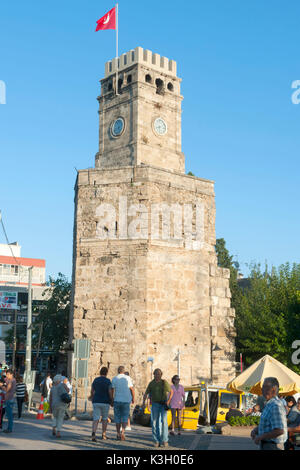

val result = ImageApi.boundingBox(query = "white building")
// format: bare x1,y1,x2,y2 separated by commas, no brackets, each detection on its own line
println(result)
0,242,46,288
0,242,47,352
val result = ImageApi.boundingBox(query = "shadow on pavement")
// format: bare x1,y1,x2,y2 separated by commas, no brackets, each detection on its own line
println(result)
0,417,264,451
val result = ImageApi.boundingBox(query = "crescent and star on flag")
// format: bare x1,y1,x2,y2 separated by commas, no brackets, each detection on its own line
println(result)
95,6,117,31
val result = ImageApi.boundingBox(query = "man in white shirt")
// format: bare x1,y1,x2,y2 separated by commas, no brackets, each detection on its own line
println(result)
40,371,53,402
111,366,134,441
45,372,53,400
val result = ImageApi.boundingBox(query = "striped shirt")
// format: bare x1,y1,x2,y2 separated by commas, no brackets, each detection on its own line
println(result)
16,383,26,398
258,396,287,444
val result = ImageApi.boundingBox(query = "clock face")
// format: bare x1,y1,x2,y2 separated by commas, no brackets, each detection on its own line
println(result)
154,117,167,136
111,117,125,137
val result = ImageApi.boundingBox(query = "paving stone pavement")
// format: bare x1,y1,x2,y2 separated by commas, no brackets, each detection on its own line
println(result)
0,414,262,450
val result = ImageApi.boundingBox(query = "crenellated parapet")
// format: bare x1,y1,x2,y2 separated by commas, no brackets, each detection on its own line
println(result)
105,46,177,78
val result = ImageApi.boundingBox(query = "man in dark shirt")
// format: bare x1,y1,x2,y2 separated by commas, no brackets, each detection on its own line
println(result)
142,369,173,448
89,367,113,441
225,401,243,421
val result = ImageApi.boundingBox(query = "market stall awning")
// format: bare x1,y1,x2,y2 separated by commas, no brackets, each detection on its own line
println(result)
227,355,300,396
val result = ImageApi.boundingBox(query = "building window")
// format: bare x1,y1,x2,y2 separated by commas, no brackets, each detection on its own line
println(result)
10,265,18,275
3,264,10,274
127,74,132,84
155,78,164,95
145,74,152,84
167,82,174,92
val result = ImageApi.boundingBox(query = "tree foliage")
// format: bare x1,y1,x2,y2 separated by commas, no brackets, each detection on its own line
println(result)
4,324,27,350
215,238,240,307
216,239,300,374
4,274,71,360
235,263,300,373
36,273,71,352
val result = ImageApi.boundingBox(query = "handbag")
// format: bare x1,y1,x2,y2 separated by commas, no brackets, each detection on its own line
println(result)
60,392,72,404
159,401,170,411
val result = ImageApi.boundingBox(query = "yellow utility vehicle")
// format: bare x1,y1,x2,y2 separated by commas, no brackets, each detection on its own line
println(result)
134,384,255,431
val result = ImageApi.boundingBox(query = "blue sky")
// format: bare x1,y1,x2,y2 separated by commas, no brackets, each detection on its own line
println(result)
0,0,299,280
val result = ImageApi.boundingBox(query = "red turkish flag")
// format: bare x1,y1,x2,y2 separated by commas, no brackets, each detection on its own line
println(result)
95,7,116,31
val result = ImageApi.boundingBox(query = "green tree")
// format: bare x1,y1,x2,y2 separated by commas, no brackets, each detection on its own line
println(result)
215,238,240,306
36,273,71,352
215,239,300,374
4,323,28,350
235,263,300,373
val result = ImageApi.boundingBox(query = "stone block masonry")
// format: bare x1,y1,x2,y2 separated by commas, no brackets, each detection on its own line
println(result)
71,166,236,403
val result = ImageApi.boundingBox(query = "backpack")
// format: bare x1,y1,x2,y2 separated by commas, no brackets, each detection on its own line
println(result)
41,380,48,397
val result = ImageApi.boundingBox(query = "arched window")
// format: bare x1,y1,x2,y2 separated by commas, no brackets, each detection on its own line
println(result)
167,82,174,92
127,74,132,84
145,74,152,84
155,78,164,95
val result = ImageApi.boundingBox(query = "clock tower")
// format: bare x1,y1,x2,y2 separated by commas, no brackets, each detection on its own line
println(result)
95,47,185,173
71,47,236,410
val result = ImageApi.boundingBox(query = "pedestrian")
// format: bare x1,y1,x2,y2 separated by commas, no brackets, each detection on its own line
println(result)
16,375,27,419
256,394,267,412
40,371,52,402
169,375,185,436
142,368,173,448
124,371,132,431
89,366,113,442
45,371,53,401
225,401,243,421
0,383,5,429
250,404,261,416
250,377,287,450
111,366,135,441
278,393,289,414
61,370,72,393
49,374,69,438
286,396,300,426
286,398,300,450
61,370,72,419
2,369,16,433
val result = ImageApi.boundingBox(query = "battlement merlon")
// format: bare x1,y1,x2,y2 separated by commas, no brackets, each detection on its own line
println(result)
105,46,177,79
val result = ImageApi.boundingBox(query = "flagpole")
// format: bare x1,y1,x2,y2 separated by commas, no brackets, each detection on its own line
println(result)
116,3,119,96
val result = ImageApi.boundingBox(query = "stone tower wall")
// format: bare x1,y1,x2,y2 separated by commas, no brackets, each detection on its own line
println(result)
71,166,236,403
